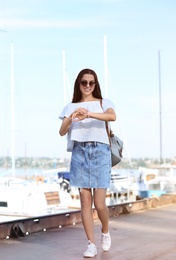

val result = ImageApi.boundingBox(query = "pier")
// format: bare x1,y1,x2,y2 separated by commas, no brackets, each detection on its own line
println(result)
0,194,176,259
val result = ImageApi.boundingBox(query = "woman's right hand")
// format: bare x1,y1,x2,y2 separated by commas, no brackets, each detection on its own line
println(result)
72,108,88,122
59,108,89,136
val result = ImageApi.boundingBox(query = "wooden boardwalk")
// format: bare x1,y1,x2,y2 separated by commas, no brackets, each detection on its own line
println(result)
0,203,176,260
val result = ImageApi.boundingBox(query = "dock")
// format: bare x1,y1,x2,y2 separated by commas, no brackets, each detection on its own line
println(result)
0,195,176,260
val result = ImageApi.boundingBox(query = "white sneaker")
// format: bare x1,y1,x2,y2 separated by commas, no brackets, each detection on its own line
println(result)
83,240,97,258
101,232,111,251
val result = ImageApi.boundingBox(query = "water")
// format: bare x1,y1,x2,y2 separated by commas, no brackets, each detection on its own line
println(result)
0,167,139,175
0,168,49,177
0,167,140,182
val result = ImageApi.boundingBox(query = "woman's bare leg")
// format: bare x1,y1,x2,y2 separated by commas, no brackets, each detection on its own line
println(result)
79,188,95,244
94,189,109,233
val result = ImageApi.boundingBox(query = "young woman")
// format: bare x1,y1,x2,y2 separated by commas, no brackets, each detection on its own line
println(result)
59,68,116,258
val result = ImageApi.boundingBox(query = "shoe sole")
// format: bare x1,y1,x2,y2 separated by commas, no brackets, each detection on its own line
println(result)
83,252,97,258
83,254,97,258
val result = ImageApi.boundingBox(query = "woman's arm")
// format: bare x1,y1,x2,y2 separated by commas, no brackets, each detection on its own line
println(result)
59,116,72,136
59,107,88,136
59,107,116,136
87,108,116,122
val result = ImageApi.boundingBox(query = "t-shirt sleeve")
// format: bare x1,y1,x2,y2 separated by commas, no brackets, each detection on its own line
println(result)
102,98,115,112
59,103,72,120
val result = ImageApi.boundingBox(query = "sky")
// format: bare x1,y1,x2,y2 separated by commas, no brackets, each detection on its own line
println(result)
0,0,176,161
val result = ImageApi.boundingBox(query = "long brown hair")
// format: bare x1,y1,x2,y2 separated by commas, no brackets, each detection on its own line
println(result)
72,68,103,103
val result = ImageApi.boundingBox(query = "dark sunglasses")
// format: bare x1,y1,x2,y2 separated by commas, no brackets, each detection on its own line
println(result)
80,80,96,87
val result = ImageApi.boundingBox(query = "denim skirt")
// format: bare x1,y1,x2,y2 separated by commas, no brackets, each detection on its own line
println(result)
70,141,111,189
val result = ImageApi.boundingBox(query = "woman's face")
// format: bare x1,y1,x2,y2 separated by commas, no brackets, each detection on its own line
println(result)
80,74,95,96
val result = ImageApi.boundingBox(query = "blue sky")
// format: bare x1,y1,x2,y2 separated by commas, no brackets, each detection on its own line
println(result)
0,0,176,161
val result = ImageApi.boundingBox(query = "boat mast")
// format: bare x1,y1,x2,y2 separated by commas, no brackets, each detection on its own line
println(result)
158,50,162,164
104,35,108,98
11,42,15,177
62,49,67,106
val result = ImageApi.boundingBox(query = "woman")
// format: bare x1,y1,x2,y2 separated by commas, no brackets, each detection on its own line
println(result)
59,68,116,258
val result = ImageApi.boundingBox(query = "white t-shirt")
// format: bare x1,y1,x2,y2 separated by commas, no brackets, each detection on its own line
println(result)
59,98,115,152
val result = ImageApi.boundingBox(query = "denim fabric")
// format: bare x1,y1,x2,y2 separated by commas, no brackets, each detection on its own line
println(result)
70,142,111,188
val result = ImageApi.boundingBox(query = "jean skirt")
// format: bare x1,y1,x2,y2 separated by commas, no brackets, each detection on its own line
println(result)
70,141,111,189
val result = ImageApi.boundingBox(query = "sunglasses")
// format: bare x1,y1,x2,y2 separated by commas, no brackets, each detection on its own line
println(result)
80,80,96,87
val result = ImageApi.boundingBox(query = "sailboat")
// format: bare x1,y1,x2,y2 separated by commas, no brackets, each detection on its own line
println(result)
0,45,74,221
137,51,176,198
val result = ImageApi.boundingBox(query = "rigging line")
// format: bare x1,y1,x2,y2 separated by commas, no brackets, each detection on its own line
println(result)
158,50,162,164
103,34,132,167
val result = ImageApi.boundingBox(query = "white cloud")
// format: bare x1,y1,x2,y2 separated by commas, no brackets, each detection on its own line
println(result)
0,15,115,30
0,18,77,29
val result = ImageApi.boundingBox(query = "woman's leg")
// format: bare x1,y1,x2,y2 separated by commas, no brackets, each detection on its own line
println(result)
93,188,109,233
79,188,95,244
94,189,111,251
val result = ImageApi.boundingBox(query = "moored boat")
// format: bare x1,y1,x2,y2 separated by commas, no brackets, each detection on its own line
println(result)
137,164,176,198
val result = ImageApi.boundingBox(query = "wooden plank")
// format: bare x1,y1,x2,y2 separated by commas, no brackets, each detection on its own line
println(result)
44,192,60,205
